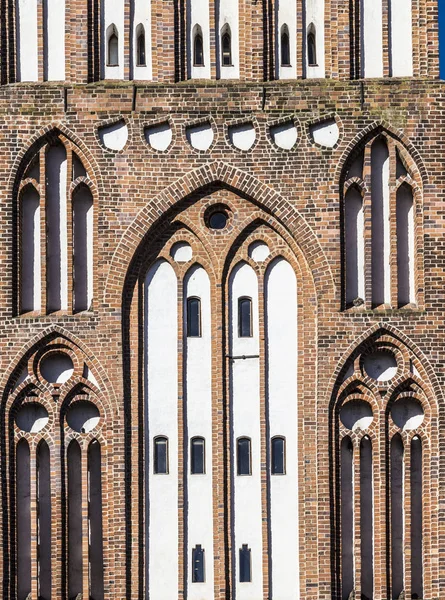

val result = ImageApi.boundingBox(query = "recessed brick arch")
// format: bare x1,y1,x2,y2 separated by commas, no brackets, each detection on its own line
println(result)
104,161,334,307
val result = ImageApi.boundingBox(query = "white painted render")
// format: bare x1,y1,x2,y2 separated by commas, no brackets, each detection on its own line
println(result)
228,123,256,150
361,0,383,77
133,0,152,80
16,0,38,81
390,0,413,77
310,119,339,147
103,0,124,79
269,121,297,150
145,122,173,151
145,260,179,600
229,262,263,600
98,121,128,150
276,0,297,79
265,258,300,600
184,265,215,599
248,241,270,262
171,241,193,262
186,122,214,150
217,0,240,79
305,0,325,78
46,144,68,311
20,187,41,312
188,0,211,79
44,0,66,81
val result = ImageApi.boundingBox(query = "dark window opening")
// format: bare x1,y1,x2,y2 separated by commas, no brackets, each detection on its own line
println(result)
192,545,205,582
281,28,290,66
154,436,168,474
108,30,119,66
239,545,251,582
208,210,228,229
238,297,252,337
187,297,202,337
271,436,286,475
194,32,204,66
307,30,317,66
222,31,232,66
137,27,146,66
237,437,251,476
191,437,205,474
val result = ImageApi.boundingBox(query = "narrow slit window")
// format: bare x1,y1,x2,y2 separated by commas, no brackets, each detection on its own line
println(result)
238,297,252,337
136,25,146,66
191,437,205,474
239,545,251,582
192,545,205,582
307,28,317,66
154,436,168,474
187,297,202,337
271,436,285,475
107,27,119,66
237,437,251,476
222,30,232,66
281,26,290,66
193,29,204,66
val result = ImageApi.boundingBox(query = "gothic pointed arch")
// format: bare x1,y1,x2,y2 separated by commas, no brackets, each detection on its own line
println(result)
328,328,439,600
0,329,114,599
12,129,98,316
340,125,425,310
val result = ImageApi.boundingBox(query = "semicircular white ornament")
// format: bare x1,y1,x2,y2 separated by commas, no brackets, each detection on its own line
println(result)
145,122,172,151
98,120,129,151
170,241,193,263
248,241,270,262
270,121,297,150
186,122,214,151
228,122,256,151
310,118,340,148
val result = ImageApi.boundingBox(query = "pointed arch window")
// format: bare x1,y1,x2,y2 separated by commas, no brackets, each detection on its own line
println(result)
280,25,291,66
17,135,95,315
307,25,317,66
193,26,204,66
221,27,232,66
136,24,146,67
341,133,421,310
107,25,119,66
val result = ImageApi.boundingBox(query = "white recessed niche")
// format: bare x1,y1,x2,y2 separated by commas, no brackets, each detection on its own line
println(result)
40,353,74,384
170,241,193,263
310,118,340,148
363,351,397,382
270,121,297,150
145,122,172,151
228,123,256,151
391,397,424,431
340,400,373,431
98,120,128,151
186,122,214,151
248,241,270,262
66,400,100,433
16,402,49,433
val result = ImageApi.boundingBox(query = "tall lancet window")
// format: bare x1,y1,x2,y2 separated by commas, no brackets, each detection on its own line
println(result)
107,25,119,66
16,132,95,315
221,26,232,66
280,25,290,66
193,26,204,66
341,130,422,310
136,24,146,66
307,25,317,66
331,335,435,600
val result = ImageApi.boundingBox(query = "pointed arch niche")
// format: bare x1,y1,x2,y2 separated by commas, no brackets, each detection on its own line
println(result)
340,128,424,310
122,182,318,599
14,131,97,316
329,330,439,600
1,333,110,599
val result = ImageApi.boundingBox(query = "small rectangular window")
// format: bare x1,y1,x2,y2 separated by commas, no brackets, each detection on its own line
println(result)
238,297,252,337
187,297,202,337
154,437,168,474
192,545,205,582
237,437,251,476
271,437,286,475
239,545,251,582
191,437,205,474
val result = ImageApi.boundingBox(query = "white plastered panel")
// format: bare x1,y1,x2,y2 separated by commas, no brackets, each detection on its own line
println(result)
218,0,240,79
277,0,297,79
361,0,383,77
305,0,325,78
16,0,38,81
390,0,413,76
145,260,179,600
133,0,152,80
103,0,125,79
188,0,211,79
44,0,66,80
